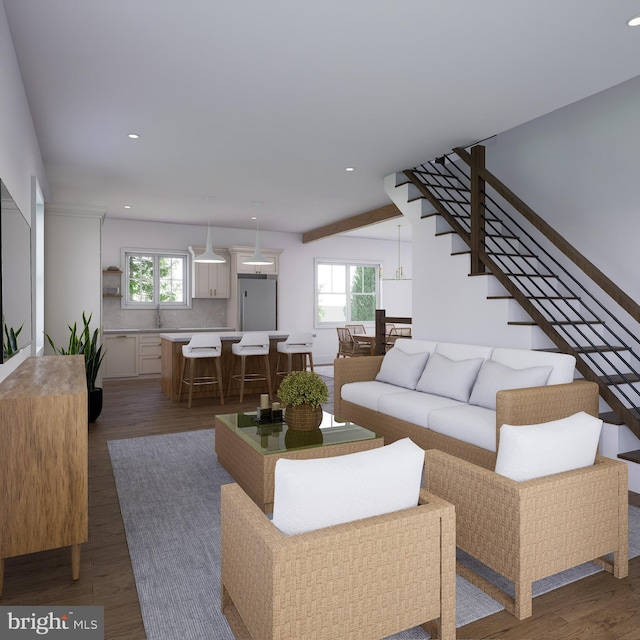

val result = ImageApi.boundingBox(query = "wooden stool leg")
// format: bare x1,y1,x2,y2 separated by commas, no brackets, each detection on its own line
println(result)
227,356,234,397
188,358,195,408
178,356,187,402
308,352,314,372
216,357,224,405
239,356,246,403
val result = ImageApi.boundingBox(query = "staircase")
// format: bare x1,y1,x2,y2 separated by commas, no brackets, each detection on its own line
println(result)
394,145,640,441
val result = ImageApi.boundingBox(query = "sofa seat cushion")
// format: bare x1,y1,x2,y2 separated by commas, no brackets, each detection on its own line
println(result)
427,404,498,452
378,390,464,429
341,381,411,412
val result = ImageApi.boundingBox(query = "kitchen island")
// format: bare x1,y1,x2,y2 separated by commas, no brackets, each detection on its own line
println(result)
160,331,292,402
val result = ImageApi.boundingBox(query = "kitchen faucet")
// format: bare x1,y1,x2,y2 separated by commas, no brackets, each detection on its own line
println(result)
156,302,162,328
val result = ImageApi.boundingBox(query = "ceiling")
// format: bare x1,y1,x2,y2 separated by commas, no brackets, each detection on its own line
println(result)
4,1,640,241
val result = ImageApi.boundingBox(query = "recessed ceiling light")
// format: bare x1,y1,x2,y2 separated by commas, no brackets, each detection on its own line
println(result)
345,167,355,172
627,14,640,26
124,205,131,209
127,133,140,139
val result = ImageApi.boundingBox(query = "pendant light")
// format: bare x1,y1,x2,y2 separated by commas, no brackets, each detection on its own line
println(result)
242,202,273,266
381,224,411,281
194,198,226,263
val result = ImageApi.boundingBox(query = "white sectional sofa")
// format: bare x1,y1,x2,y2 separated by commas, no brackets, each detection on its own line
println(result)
334,339,599,469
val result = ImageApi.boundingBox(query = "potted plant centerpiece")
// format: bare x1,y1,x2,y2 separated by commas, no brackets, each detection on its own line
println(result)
46,312,106,423
277,370,329,431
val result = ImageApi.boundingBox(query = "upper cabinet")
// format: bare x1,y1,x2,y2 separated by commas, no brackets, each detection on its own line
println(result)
189,248,231,298
234,250,280,275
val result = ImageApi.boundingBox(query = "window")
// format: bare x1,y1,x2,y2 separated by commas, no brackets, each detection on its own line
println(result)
122,249,190,308
315,259,379,326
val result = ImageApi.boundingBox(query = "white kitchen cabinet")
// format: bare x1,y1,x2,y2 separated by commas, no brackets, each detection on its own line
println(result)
235,252,279,275
189,248,231,298
103,334,138,378
138,334,162,375
193,260,231,298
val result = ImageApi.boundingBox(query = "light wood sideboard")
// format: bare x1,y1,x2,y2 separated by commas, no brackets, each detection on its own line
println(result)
0,355,88,595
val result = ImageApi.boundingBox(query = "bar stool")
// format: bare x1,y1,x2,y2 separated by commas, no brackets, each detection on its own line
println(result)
178,333,224,408
228,333,272,403
273,332,314,393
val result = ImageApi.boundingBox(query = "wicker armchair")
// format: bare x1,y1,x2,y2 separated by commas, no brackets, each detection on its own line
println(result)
425,448,629,620
336,327,371,357
221,483,456,640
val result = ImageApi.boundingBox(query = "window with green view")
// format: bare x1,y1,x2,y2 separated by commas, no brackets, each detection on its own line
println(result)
123,249,190,308
315,260,379,326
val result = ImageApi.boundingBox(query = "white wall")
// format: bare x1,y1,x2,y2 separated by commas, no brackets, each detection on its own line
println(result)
484,75,640,302
406,75,640,349
44,206,104,356
0,3,48,381
102,217,412,364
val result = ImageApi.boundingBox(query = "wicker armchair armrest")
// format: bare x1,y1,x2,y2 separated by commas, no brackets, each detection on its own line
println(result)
495,380,599,449
334,355,384,416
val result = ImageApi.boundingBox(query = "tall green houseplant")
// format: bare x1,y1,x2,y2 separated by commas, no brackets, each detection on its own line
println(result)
46,312,106,422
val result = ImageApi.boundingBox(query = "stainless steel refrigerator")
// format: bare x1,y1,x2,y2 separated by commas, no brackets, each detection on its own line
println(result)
238,275,277,331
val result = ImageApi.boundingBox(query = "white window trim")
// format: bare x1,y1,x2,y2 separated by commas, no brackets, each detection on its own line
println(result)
120,247,192,309
314,258,380,329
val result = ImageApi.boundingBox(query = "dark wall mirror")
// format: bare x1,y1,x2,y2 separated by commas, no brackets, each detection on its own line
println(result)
1,179,33,362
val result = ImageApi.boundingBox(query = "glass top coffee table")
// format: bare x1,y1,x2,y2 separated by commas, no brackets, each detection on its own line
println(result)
214,409,382,513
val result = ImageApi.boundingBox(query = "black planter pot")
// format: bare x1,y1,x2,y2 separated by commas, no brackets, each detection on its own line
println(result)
89,387,103,423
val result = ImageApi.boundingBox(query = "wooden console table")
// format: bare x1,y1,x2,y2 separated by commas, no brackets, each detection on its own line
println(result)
0,355,88,595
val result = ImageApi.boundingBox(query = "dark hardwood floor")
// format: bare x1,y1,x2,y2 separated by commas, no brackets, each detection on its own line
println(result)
1,377,638,640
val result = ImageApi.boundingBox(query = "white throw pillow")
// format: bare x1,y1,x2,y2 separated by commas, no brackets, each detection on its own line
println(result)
272,438,424,535
415,352,484,402
375,346,429,390
469,359,553,411
494,411,603,482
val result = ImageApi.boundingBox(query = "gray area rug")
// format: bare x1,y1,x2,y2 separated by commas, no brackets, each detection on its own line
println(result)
108,429,640,640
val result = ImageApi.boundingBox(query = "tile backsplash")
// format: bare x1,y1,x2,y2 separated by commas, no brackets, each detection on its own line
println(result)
103,297,229,330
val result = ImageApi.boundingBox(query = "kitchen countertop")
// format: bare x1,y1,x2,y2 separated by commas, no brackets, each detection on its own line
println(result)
104,327,234,335
159,331,291,342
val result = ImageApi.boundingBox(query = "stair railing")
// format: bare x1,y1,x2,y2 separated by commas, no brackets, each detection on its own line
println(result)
403,145,640,437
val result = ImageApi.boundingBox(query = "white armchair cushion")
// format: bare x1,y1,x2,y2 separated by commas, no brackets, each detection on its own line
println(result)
415,352,484,402
469,359,553,410
272,438,424,535
375,346,430,390
494,411,603,482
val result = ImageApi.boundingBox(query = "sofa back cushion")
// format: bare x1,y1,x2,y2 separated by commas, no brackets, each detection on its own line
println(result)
375,346,430,389
392,338,439,356
435,342,494,362
416,352,484,402
272,438,424,535
494,411,603,481
468,360,553,410
491,347,576,385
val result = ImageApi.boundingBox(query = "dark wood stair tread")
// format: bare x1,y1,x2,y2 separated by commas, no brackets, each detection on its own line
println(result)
540,345,628,354
618,450,640,464
599,373,640,385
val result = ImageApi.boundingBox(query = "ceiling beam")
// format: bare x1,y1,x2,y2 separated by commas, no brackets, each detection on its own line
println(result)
302,204,402,244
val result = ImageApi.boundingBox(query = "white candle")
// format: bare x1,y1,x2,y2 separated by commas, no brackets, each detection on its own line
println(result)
260,394,269,409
